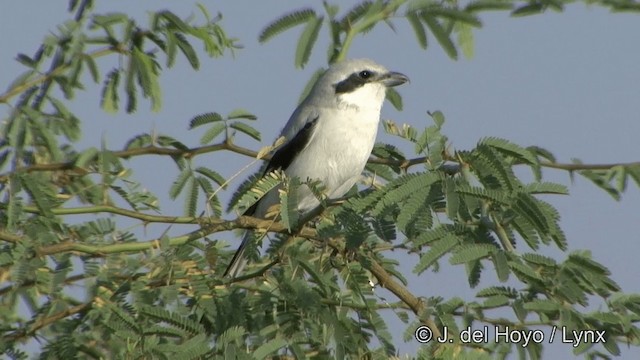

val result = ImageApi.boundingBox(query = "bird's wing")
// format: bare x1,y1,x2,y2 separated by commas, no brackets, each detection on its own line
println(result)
225,114,320,277
243,114,319,216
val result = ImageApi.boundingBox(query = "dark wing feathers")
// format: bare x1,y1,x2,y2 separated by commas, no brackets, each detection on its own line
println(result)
243,116,319,216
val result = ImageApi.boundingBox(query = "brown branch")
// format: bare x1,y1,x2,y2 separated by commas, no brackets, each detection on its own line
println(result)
3,137,637,184
0,140,259,182
0,215,318,256
0,47,116,104
362,254,443,339
3,302,92,342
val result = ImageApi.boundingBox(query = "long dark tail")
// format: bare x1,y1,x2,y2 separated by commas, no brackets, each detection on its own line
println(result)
223,231,250,278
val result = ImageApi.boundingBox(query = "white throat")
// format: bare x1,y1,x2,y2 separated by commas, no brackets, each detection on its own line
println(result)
336,83,386,112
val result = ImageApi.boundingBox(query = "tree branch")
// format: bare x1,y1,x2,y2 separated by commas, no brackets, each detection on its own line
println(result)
3,302,92,342
3,137,637,183
361,253,443,339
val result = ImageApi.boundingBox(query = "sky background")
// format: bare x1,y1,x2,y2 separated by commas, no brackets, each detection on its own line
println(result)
2,1,639,358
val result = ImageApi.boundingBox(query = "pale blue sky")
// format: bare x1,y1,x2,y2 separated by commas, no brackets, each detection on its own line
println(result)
2,1,639,358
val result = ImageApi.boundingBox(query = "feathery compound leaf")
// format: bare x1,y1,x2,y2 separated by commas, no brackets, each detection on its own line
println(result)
455,185,508,204
199,123,226,144
139,305,205,335
132,48,162,112
195,167,226,188
101,69,120,113
466,1,514,12
472,144,518,190
523,182,568,195
522,252,557,267
509,260,543,282
414,233,460,274
373,172,440,216
294,15,323,69
237,171,283,213
227,108,257,120
19,175,55,218
427,7,483,27
449,244,496,265
511,215,541,250
185,178,199,216
456,23,475,59
422,14,458,60
477,286,519,298
512,192,550,234
169,169,192,199
340,1,374,27
396,186,432,234
189,112,223,129
406,12,427,49
385,87,403,111
173,32,200,70
230,122,261,141
480,137,538,165
253,338,288,360
259,8,316,43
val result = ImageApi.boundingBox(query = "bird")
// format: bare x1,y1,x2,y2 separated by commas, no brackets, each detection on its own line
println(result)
224,58,409,278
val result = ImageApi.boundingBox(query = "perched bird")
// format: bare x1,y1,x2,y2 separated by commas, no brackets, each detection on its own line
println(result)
224,58,408,277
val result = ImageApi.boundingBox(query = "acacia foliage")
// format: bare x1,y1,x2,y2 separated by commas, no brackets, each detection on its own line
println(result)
1,1,640,359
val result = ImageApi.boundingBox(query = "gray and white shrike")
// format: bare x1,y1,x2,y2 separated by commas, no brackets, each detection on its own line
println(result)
224,58,408,277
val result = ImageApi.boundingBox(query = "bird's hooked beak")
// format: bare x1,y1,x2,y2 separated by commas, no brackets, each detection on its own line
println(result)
380,71,409,87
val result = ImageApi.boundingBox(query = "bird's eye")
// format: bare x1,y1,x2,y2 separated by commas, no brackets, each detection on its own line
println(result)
358,70,372,79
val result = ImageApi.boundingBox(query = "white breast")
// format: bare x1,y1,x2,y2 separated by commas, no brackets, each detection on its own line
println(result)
284,105,380,212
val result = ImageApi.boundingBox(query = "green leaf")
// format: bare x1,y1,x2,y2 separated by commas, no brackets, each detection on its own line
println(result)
397,186,432,234
509,260,543,282
259,8,316,43
82,54,100,83
253,338,288,360
169,169,192,199
185,177,199,216
450,244,496,265
523,299,561,313
482,295,510,309
196,167,226,188
491,250,510,282
101,69,120,113
237,171,283,214
189,112,224,129
230,122,261,141
340,1,374,27
414,233,459,274
227,108,257,120
466,1,514,12
480,137,538,165
427,8,482,27
199,123,226,144
511,3,545,17
406,12,427,49
19,175,55,218
422,14,457,60
294,16,323,69
456,23,475,59
75,147,100,169
522,252,557,267
132,47,162,112
173,32,200,70
455,185,508,204
385,87,403,111
523,182,568,195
